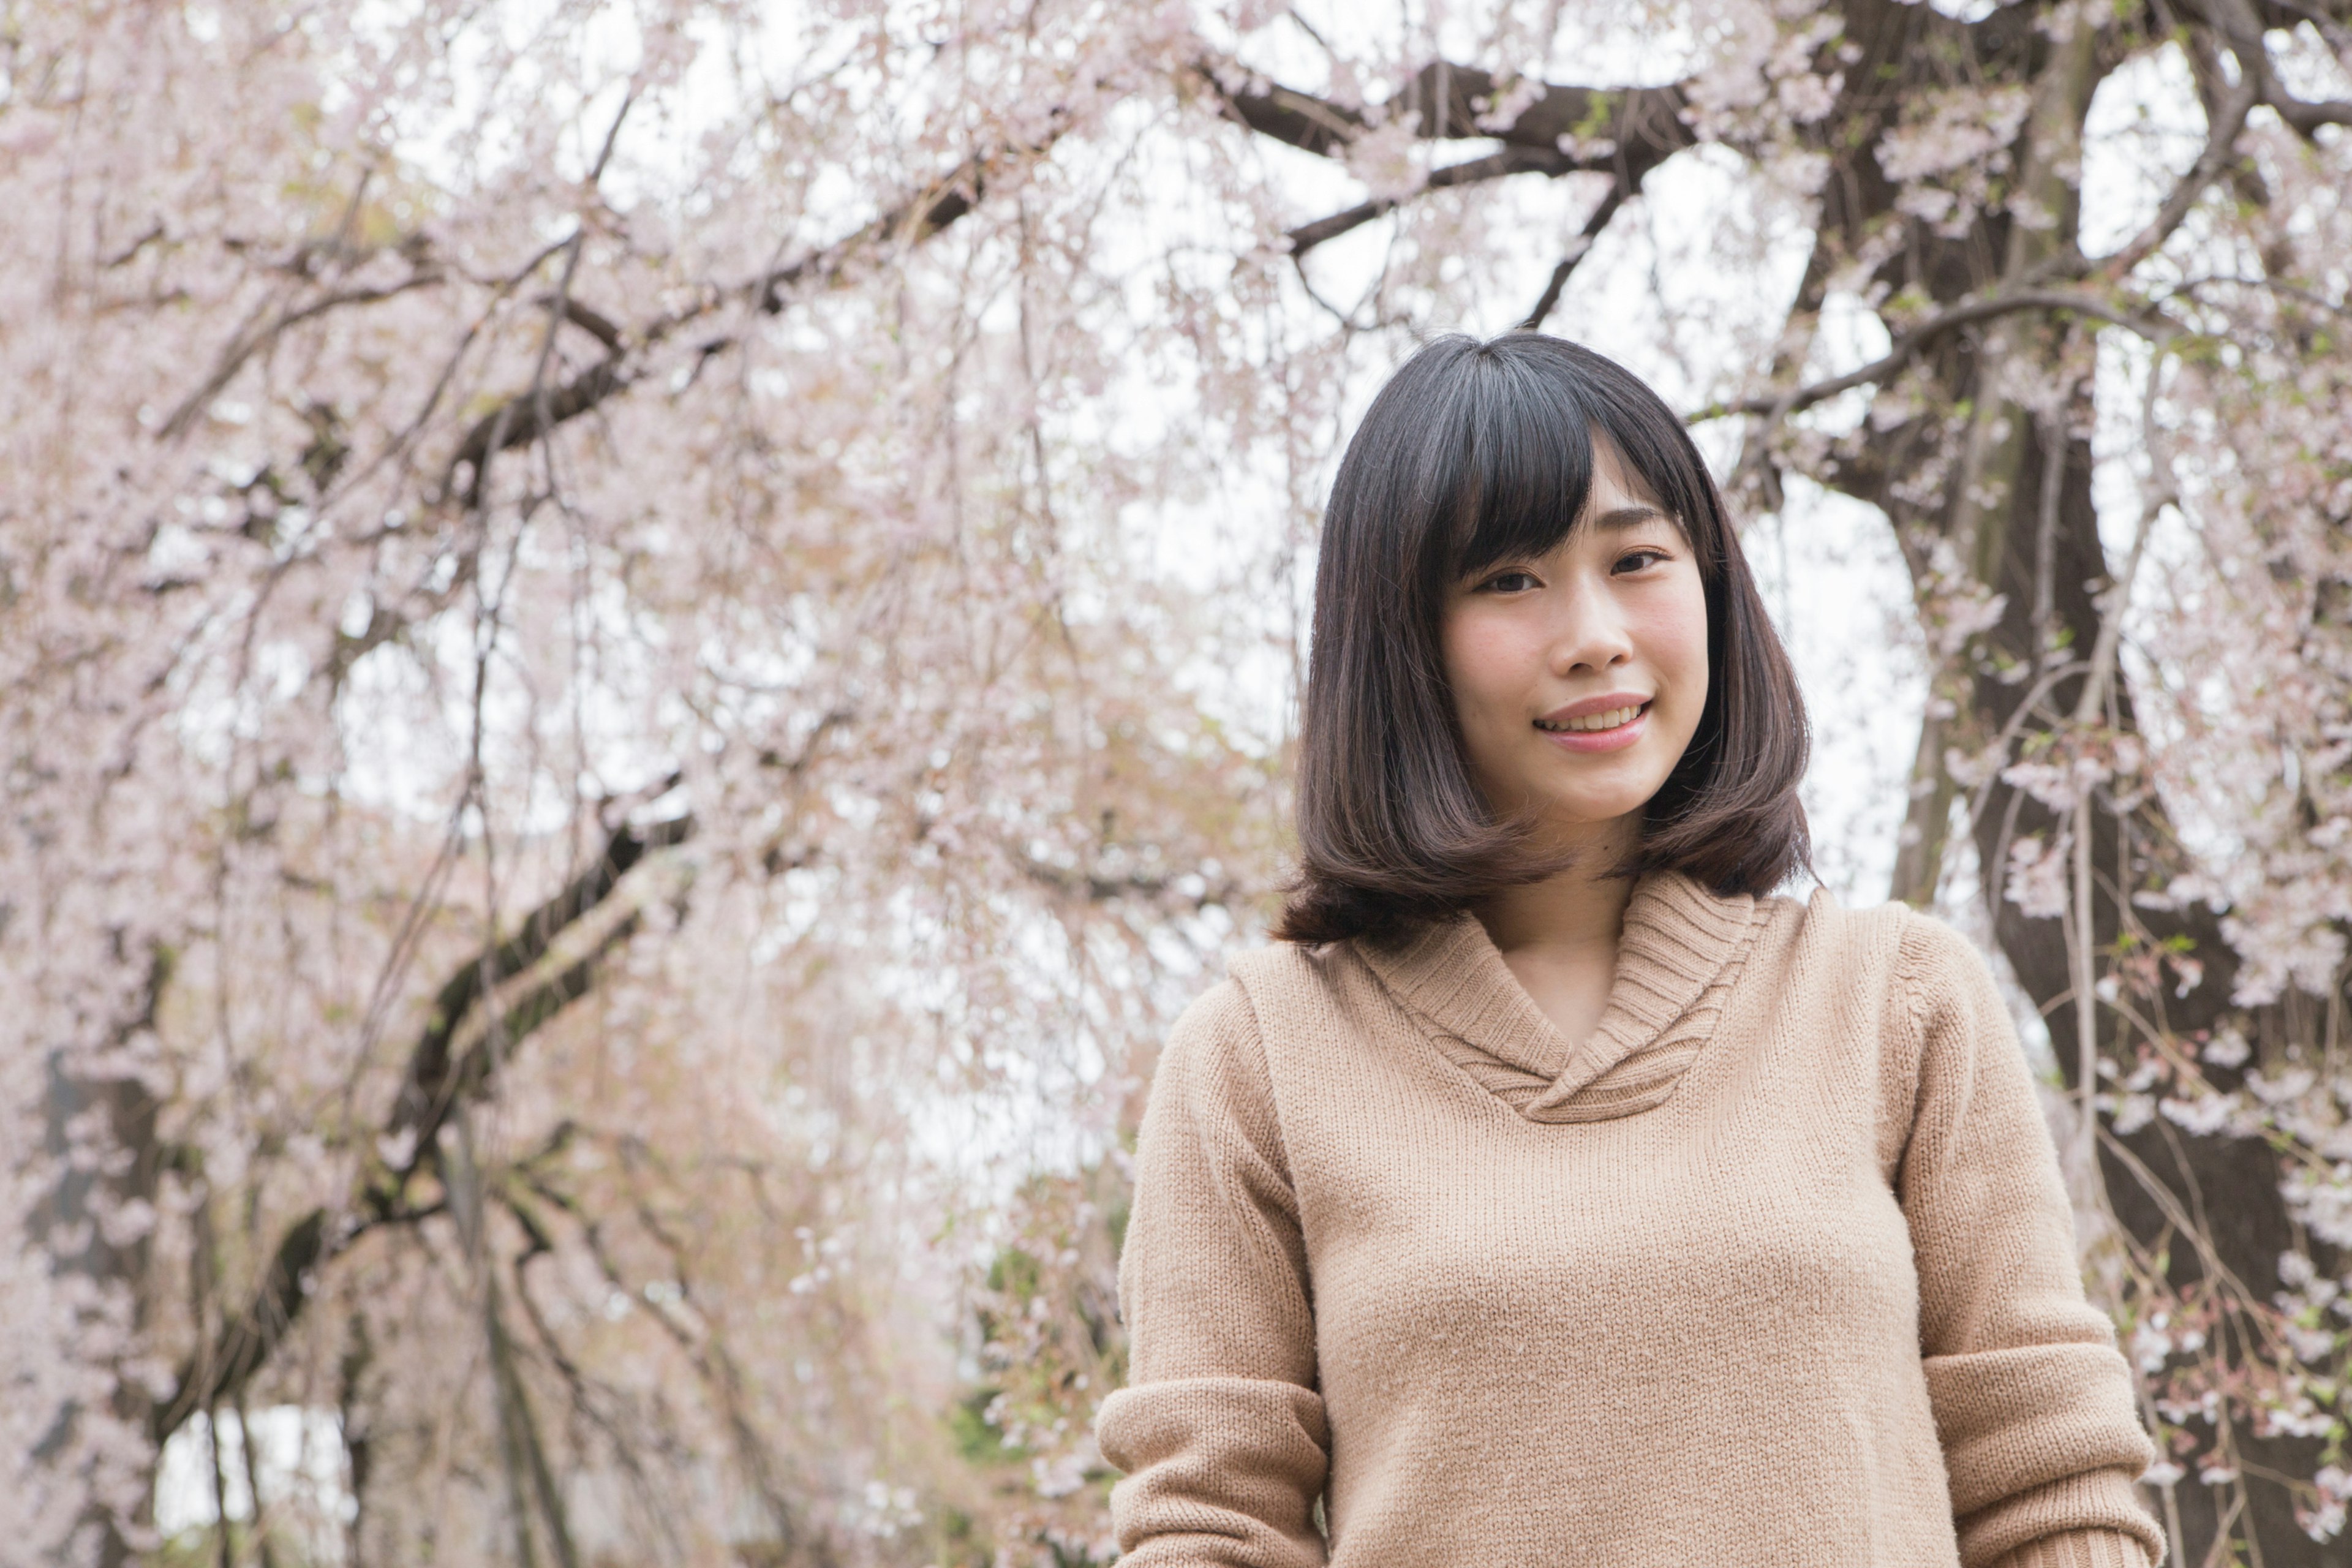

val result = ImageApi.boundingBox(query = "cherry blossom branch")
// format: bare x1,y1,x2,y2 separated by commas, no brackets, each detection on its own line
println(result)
2264,89,2352,134
149,810,690,1444
437,65,1681,494
148,944,627,1447
1691,287,2179,426
439,134,1049,505
157,266,446,442
1284,144,1589,255
383,812,692,1155
2096,74,2260,282
459,233,589,510
500,1176,679,1539
1204,59,1691,260
1520,179,1629,331
2188,0,2352,142
1211,58,1689,164
151,688,845,1445
1209,65,1363,154
451,87,632,514
567,1137,805,1550
2166,273,2352,320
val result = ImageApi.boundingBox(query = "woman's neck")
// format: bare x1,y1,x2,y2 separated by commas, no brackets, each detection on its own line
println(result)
1476,815,1642,955
1472,813,1642,1048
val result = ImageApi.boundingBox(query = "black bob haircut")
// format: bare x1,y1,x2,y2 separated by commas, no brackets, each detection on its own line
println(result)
1276,331,1810,945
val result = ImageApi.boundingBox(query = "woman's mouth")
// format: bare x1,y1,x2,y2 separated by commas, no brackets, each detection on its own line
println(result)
1533,701,1650,753
1534,704,1645,734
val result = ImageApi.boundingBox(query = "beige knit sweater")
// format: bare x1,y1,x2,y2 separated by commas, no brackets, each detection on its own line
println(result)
1097,872,2165,1568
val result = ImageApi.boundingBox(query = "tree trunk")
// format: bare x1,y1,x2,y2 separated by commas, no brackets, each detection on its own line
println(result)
35,946,169,1566
1967,419,2332,1566
1790,1,2331,1558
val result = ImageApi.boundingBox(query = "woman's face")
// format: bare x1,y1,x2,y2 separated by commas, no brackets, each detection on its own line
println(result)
1439,437,1710,839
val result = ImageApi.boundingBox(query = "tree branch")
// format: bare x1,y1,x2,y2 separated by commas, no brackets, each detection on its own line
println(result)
153,1210,334,1445
1204,59,1692,261
385,812,693,1152
159,268,447,442
1207,62,1363,154
2097,74,2260,281
1519,179,1630,331
151,812,690,1444
2263,88,2352,135
1209,58,1690,163
440,127,1063,505
2193,0,2352,141
1286,145,1585,255
1694,287,2179,425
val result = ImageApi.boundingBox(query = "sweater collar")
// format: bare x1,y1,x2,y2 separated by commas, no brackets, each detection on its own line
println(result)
1356,870,1762,1115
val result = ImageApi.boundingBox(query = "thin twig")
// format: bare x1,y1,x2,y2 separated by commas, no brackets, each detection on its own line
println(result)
2097,75,2257,282
1519,179,1626,331
1691,288,2177,428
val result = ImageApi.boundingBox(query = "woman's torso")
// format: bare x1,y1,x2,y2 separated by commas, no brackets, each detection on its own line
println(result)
1223,879,1961,1566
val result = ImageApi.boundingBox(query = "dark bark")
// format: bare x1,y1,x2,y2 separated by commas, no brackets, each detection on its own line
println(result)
35,944,170,1567
1208,59,1692,261
1967,423,2332,1563
151,812,688,1449
384,812,692,1158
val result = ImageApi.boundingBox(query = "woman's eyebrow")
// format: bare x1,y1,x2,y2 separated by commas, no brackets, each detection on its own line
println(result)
1587,504,1674,531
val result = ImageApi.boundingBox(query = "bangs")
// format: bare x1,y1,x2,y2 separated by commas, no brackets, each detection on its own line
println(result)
1424,350,1699,587
1439,355,1600,581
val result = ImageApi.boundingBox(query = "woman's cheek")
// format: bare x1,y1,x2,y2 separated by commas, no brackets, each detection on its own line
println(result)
1446,611,1532,732
1641,578,1711,715
1442,609,1544,804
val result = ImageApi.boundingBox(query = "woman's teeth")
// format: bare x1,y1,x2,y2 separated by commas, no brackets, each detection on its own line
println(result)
1537,704,1643,734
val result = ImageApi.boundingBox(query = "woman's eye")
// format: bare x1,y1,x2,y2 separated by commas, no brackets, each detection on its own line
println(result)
1613,549,1668,575
1482,570,1540,594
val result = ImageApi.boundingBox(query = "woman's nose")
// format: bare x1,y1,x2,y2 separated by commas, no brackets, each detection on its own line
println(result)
1548,578,1635,676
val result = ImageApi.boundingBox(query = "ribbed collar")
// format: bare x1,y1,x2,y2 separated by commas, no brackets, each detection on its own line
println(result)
1356,870,1762,1117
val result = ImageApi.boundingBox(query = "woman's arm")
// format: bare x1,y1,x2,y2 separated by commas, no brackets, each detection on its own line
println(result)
1096,978,1329,1567
1894,916,2166,1568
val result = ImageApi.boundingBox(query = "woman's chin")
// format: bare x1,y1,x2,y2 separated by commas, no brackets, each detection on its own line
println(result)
1521,761,1674,827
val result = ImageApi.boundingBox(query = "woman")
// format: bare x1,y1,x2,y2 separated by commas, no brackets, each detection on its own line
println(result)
1095,333,2163,1568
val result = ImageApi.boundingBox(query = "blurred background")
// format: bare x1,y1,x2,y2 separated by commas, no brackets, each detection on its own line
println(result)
4,0,2350,1562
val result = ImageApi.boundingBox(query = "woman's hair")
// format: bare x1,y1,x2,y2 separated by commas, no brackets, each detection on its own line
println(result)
1275,331,1810,945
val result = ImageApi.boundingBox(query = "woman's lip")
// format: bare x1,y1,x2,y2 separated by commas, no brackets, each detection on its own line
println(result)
1539,692,1654,723
1536,705,1649,753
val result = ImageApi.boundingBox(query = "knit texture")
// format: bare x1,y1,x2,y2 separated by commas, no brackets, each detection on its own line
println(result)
1098,872,2165,1568
1994,1529,2156,1568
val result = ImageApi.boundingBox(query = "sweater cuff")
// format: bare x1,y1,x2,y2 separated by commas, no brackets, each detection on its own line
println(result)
1990,1530,2157,1568
1956,1469,2165,1568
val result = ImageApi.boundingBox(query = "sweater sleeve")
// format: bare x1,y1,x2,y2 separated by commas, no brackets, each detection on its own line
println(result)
1894,916,2165,1568
1095,978,1329,1568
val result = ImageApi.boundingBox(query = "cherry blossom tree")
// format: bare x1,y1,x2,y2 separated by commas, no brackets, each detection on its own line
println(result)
4,0,2351,1564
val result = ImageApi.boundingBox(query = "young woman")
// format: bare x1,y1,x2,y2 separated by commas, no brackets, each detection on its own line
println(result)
1096,334,2163,1568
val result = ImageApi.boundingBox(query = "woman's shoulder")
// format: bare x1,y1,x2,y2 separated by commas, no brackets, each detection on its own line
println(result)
1223,934,1360,999
1173,938,1365,1042
1161,940,1327,1042
1148,942,1369,1126
1779,882,2005,1022
1162,936,1388,1068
